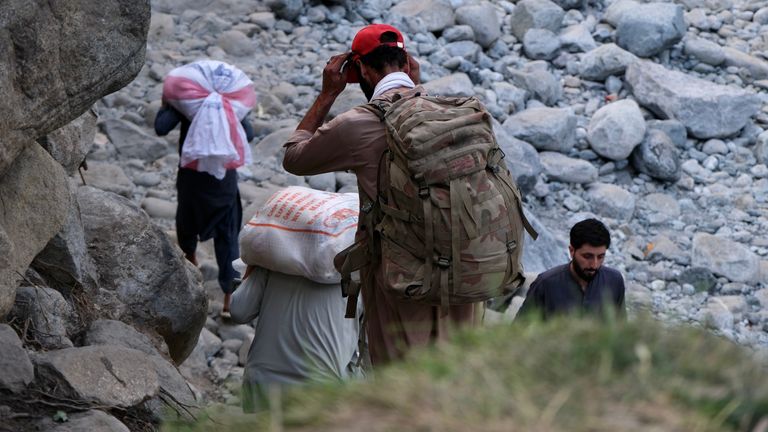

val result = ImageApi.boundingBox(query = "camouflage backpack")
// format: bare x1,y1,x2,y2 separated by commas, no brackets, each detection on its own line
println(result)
338,89,538,318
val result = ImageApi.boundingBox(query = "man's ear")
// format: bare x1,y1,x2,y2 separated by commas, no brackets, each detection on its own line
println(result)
568,245,575,258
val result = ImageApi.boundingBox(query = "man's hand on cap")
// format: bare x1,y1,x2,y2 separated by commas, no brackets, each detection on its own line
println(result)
321,53,348,97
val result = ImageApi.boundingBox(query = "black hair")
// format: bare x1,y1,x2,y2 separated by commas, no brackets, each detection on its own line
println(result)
570,218,611,250
359,31,407,72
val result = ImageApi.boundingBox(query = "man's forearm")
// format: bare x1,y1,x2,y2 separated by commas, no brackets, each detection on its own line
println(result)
296,91,339,133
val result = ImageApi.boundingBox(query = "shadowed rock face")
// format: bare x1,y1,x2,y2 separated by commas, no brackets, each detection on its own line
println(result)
0,0,150,317
0,0,150,170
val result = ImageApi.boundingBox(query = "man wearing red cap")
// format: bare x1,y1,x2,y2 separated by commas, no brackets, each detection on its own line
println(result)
282,24,478,366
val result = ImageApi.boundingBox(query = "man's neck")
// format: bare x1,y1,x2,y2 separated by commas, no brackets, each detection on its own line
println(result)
568,262,588,291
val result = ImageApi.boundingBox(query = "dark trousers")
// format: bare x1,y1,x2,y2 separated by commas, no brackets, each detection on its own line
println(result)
176,167,242,294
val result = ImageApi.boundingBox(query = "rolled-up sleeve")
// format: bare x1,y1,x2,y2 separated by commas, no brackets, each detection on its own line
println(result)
282,110,370,176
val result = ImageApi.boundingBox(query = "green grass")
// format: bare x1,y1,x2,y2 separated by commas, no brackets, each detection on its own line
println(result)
162,316,768,432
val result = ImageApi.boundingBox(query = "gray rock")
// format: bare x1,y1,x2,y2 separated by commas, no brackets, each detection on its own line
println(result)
218,30,256,57
84,319,165,357
502,107,577,153
249,12,277,29
34,345,159,408
31,197,99,297
0,144,70,317
755,288,768,308
631,129,681,182
636,193,680,225
585,183,636,221
702,139,728,155
505,61,562,106
646,119,687,149
358,0,393,20
0,0,149,174
222,338,244,353
82,161,135,198
492,82,528,114
539,151,598,183
559,24,597,53
99,119,169,162
141,197,176,220
77,186,207,363
524,29,561,60
521,211,569,274
646,234,688,265
603,0,638,27
756,131,768,164
36,410,130,432
197,327,223,358
265,0,302,21
493,121,543,194
11,286,76,349
455,2,502,48
133,172,162,188
390,0,456,33
700,297,734,331
692,233,761,283
423,73,475,97
509,0,565,40
625,60,762,139
148,12,175,42
444,41,482,62
722,47,768,80
442,25,475,43
684,38,725,66
616,3,685,58
218,324,256,343
145,354,197,409
0,324,34,393
39,109,97,175
307,172,337,192
579,43,638,81
677,267,717,293
587,99,646,161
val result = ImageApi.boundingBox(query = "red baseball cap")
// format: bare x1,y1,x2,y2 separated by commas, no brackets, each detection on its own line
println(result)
346,24,406,83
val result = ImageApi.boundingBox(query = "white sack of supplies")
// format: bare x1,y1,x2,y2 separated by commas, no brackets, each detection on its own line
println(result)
239,186,359,284
162,60,256,180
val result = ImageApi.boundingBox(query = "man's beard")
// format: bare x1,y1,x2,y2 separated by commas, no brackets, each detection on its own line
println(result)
572,259,598,282
360,77,374,101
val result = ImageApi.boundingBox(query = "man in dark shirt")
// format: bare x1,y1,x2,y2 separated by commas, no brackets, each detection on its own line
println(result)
519,218,625,320
155,104,255,315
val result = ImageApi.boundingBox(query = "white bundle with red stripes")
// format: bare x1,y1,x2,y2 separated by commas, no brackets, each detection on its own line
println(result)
162,60,256,179
239,187,359,284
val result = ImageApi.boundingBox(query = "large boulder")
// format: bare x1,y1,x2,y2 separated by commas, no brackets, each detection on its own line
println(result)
521,212,569,274
30,196,99,298
422,73,475,97
692,233,761,283
455,2,502,48
34,345,159,408
35,410,130,432
99,119,170,162
77,186,207,363
615,3,686,57
585,183,636,221
502,107,577,153
625,60,762,139
0,144,70,317
389,0,455,33
587,99,646,160
509,0,565,40
84,319,167,358
539,152,598,184
0,0,150,173
493,121,543,195
10,286,78,350
0,324,34,393
38,109,98,174
579,44,638,81
505,61,562,106
630,129,681,182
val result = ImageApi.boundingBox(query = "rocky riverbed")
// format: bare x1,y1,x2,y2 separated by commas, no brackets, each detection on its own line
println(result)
2,0,768,429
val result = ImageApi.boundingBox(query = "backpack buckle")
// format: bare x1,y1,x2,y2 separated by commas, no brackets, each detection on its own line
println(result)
506,240,517,253
418,186,429,198
361,201,373,213
437,257,450,268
